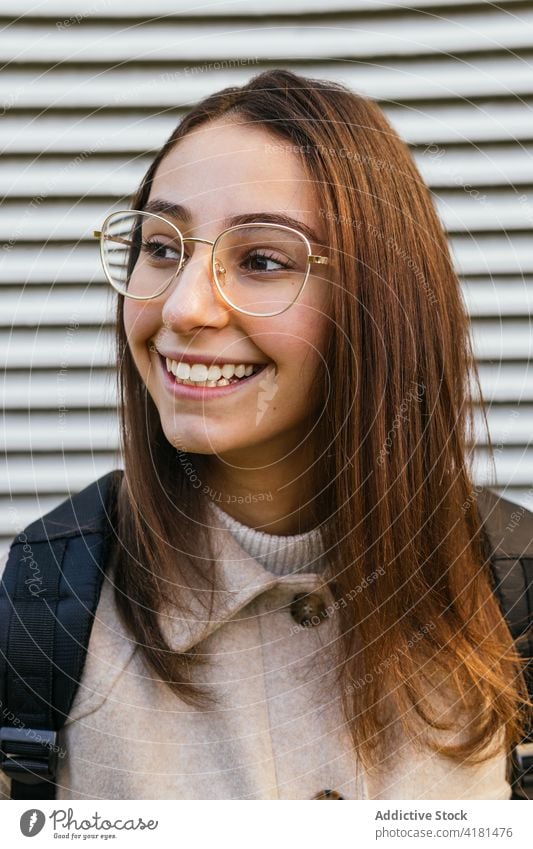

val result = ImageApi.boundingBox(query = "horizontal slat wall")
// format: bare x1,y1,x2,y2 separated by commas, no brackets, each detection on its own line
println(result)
2,0,533,548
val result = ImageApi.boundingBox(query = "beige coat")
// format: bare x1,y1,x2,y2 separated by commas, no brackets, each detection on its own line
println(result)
0,510,511,800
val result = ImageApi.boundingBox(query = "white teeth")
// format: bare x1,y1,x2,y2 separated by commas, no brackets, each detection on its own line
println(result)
190,363,208,381
221,363,235,379
176,362,190,379
207,364,222,381
163,356,263,387
170,360,191,380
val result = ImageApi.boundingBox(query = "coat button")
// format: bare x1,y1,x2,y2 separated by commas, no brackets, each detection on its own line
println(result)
312,788,345,799
290,592,327,627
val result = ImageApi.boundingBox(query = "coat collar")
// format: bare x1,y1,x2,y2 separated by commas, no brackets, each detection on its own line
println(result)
66,512,330,723
158,517,331,653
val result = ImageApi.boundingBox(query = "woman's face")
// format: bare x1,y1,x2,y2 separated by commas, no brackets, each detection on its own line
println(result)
123,119,333,465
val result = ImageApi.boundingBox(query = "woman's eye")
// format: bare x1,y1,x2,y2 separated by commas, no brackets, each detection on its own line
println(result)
141,238,181,262
244,250,291,273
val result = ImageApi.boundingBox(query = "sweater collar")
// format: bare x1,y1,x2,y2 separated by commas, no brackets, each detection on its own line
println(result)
207,499,328,576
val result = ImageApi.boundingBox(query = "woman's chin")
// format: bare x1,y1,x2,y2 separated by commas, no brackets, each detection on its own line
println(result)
161,426,230,457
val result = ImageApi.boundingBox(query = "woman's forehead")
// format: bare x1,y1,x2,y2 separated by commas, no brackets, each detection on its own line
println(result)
154,121,311,194
150,124,322,237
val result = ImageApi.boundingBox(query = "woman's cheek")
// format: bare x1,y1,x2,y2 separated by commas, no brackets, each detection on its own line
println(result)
123,299,140,344
125,301,165,361
283,309,330,374
123,301,159,381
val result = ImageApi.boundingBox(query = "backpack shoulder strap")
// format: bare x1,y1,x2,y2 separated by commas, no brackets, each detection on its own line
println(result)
0,468,123,800
476,487,533,799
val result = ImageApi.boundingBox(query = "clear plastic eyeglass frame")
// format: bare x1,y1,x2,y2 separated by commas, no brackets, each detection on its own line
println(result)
93,208,331,318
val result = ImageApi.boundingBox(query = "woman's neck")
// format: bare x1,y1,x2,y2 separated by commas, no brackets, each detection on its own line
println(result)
197,445,320,535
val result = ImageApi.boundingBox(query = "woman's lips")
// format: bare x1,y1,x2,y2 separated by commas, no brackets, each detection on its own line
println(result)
158,353,270,400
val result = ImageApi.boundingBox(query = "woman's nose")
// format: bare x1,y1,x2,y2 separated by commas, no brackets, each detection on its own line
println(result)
160,243,229,330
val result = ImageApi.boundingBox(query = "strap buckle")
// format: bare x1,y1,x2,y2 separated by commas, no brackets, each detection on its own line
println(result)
0,726,58,784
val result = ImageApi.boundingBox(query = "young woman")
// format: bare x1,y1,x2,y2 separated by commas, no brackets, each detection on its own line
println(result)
1,68,529,800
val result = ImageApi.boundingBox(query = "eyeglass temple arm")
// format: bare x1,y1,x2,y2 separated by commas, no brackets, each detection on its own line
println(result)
93,231,134,248
309,255,329,265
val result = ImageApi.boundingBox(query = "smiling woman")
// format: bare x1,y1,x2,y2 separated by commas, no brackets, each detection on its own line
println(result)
1,68,531,802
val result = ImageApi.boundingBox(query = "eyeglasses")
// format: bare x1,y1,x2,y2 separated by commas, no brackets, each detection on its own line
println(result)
93,209,331,317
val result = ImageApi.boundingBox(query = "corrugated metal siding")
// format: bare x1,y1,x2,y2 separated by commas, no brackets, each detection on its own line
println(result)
2,0,533,547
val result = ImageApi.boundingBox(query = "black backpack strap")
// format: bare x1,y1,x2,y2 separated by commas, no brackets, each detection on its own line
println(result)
476,487,533,799
0,468,123,799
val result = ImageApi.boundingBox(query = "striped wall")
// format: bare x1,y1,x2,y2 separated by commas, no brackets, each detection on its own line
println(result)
1,0,532,547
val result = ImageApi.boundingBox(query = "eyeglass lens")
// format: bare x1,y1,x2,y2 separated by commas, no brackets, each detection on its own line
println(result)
100,210,310,315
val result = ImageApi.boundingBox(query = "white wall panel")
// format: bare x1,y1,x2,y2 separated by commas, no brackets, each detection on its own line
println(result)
3,60,533,108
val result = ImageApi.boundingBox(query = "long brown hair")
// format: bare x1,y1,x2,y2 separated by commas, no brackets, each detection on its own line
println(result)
110,68,529,770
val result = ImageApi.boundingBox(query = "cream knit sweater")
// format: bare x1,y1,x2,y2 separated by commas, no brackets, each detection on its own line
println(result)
208,501,328,575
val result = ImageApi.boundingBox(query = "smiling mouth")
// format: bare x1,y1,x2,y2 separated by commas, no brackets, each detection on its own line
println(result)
159,354,269,388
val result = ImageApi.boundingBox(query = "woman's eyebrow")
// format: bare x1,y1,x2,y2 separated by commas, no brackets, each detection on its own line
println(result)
144,198,192,224
143,198,323,245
